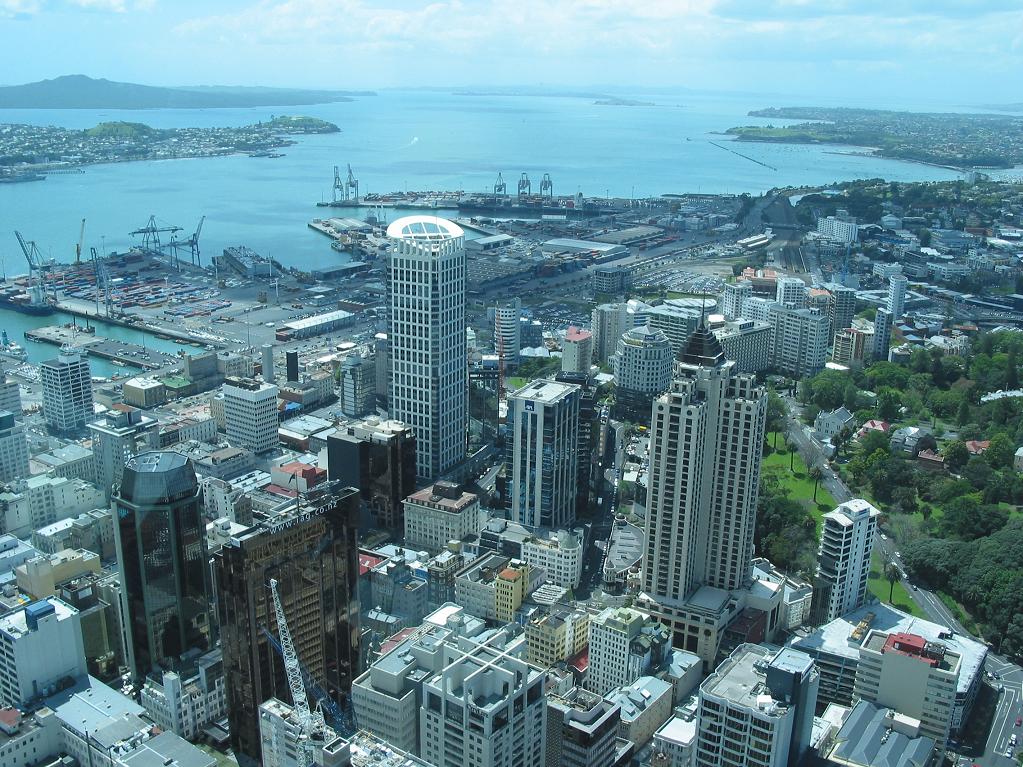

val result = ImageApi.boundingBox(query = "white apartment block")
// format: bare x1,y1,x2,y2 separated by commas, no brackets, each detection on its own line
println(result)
591,302,630,363
768,306,830,378
827,285,857,342
0,708,62,767
741,297,781,324
41,351,93,433
521,529,584,589
712,319,772,374
561,326,593,374
873,262,903,279
0,598,87,708
873,308,893,361
0,411,29,483
140,650,226,741
817,216,859,244
222,377,279,454
403,482,482,552
507,380,580,529
419,628,546,767
775,276,807,309
1,475,105,539
721,281,752,321
814,500,880,624
697,645,819,767
494,298,522,366
647,303,701,357
614,325,673,398
87,408,160,495
587,607,670,696
854,630,961,744
388,216,467,481
888,273,908,321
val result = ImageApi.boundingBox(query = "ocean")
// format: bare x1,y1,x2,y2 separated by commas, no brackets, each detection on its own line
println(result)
0,88,973,276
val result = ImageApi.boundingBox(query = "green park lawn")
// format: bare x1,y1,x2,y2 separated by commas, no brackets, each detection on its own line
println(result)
866,550,926,618
763,434,836,528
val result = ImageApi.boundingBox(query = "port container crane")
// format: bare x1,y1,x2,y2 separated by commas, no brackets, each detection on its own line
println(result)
517,172,531,200
494,172,507,196
346,164,359,204
76,218,86,264
130,215,184,266
168,216,205,267
540,173,553,200
15,230,55,305
332,165,346,203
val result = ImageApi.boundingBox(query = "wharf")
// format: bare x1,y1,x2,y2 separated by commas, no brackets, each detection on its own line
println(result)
23,326,181,370
53,301,225,348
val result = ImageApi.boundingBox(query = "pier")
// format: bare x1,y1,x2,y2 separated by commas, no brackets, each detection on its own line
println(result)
24,325,181,370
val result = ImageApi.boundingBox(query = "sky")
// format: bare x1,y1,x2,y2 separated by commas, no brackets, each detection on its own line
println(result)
1,0,1022,103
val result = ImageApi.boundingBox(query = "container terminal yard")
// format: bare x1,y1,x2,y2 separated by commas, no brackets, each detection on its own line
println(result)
1,179,768,414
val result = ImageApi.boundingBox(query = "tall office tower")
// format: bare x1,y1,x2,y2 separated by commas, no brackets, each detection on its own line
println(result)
854,631,961,744
697,645,820,767
742,296,781,324
494,297,522,369
872,308,893,361
87,407,160,495
0,359,22,418
555,370,599,520
593,265,631,295
338,353,377,417
387,216,467,482
776,276,808,309
0,410,29,482
561,326,593,374
41,350,93,433
112,452,213,681
223,377,279,454
811,500,880,625
216,482,360,767
545,688,620,767
507,380,580,529
613,325,673,423
591,302,630,364
587,607,670,696
888,273,908,321
647,303,701,357
419,628,546,767
768,306,830,378
285,350,300,382
721,280,752,320
261,343,276,384
326,418,416,530
643,327,767,662
0,598,87,709
827,285,857,343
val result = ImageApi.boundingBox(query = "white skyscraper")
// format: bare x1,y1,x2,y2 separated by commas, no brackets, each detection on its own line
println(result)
643,326,767,661
222,377,279,454
494,298,521,368
721,280,753,320
776,276,808,309
613,325,673,421
813,499,880,624
388,216,467,481
591,302,630,364
768,306,830,378
41,350,93,433
0,410,29,483
561,326,593,374
508,380,580,529
888,274,908,321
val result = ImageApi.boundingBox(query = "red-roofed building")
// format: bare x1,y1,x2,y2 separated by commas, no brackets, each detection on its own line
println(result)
562,326,593,374
270,461,327,492
965,440,990,455
857,419,890,438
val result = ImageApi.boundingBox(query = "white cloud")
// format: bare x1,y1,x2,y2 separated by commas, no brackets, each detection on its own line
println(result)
1,0,43,17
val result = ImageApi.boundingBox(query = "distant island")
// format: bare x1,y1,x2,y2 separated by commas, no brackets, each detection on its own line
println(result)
0,75,374,110
0,115,341,178
594,98,655,107
726,106,1023,169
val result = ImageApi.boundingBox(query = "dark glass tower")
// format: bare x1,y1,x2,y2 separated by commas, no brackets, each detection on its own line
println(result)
215,481,360,767
113,451,213,681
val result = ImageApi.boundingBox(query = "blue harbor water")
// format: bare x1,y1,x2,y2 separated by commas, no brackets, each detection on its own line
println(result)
0,89,972,277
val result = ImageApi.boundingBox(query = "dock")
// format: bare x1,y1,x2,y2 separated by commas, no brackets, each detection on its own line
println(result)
23,325,182,370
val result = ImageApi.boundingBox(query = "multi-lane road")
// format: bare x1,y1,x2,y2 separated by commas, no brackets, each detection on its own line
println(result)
782,394,1023,765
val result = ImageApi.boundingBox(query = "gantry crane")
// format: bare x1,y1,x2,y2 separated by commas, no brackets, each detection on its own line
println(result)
494,172,507,196
91,246,113,317
517,172,531,199
168,216,205,267
269,578,331,767
540,173,553,200
346,164,359,204
15,231,55,306
332,165,345,204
